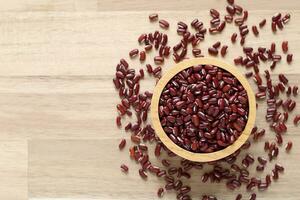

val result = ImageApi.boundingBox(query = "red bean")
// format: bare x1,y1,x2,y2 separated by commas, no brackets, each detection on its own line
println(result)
226,5,235,15
139,169,148,179
249,193,256,200
159,20,169,29
279,74,288,84
139,51,146,61
221,45,228,57
157,187,164,197
285,141,293,151
259,19,267,28
272,13,282,22
212,41,221,49
252,25,259,36
154,56,164,64
294,115,300,125
192,48,202,57
236,194,242,200
120,164,129,172
118,139,126,150
282,13,291,24
225,15,233,23
208,47,218,55
231,33,237,43
282,41,288,53
287,54,293,63
149,13,158,21
271,22,277,32
146,64,153,73
210,9,220,18
129,49,139,58
116,116,122,127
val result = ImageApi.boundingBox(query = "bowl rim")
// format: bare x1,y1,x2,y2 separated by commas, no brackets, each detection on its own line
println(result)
150,57,256,162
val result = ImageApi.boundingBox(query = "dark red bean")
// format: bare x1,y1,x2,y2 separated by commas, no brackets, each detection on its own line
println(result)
272,13,282,22
252,25,259,36
116,116,122,127
236,194,242,200
225,15,233,23
157,187,164,197
240,37,245,46
192,49,202,57
139,169,147,179
243,10,248,20
120,164,129,172
210,9,220,18
210,18,220,27
129,49,139,58
226,5,235,15
259,19,267,28
220,45,228,57
154,56,164,64
138,33,147,44
285,141,293,151
256,165,265,171
282,13,291,24
145,44,153,51
287,54,293,63
272,22,277,32
275,163,284,172
231,33,237,43
146,64,153,73
119,139,126,150
159,20,169,29
149,13,158,21
139,51,146,61
294,115,300,125
213,41,221,49
279,74,288,84
218,21,226,32
249,193,256,200
282,41,288,53
152,139,162,155
208,47,218,55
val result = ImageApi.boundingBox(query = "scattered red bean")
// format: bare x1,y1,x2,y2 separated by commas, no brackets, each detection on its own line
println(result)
157,187,164,197
285,141,293,151
121,164,129,173
210,9,220,18
221,45,228,57
231,33,237,43
208,47,218,55
287,54,293,63
282,41,288,53
294,115,300,125
159,20,169,29
139,169,148,179
259,19,266,28
119,139,126,150
129,49,139,58
251,25,259,36
149,13,158,21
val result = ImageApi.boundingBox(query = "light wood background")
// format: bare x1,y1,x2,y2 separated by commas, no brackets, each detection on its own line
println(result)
0,0,299,199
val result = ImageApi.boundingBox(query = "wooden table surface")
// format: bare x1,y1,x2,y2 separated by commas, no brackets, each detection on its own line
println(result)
0,0,299,199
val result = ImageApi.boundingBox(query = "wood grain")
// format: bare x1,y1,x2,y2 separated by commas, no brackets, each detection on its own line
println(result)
0,0,298,199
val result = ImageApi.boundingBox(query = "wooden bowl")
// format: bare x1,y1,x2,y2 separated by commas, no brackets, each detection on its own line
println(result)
150,57,256,162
